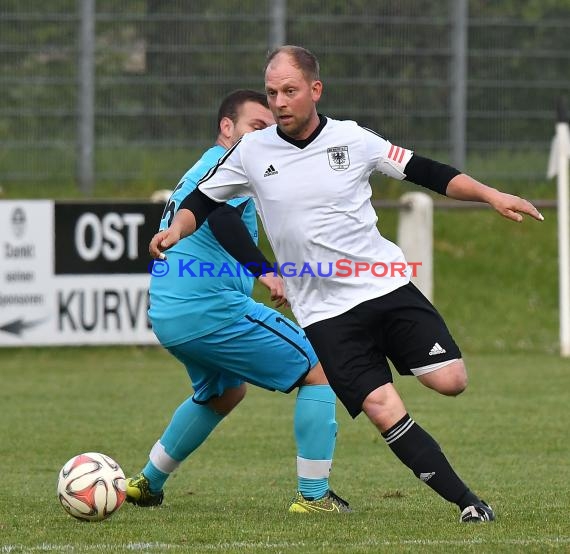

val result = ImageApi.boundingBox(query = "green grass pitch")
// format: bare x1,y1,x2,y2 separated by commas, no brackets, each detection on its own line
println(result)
0,203,566,552
0,346,569,553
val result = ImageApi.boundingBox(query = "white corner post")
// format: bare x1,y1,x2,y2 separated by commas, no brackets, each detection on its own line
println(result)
547,98,570,357
397,192,434,302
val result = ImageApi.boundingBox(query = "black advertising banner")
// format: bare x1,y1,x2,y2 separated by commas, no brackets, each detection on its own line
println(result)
54,202,164,274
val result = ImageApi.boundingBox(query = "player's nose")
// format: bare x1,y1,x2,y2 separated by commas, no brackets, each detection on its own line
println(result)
275,91,288,107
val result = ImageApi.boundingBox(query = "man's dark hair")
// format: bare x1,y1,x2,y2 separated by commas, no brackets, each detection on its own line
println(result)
216,89,268,134
265,45,320,82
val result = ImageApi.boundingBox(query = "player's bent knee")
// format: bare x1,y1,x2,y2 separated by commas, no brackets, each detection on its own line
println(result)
302,362,329,385
436,374,468,396
418,360,468,396
361,383,407,433
208,383,247,415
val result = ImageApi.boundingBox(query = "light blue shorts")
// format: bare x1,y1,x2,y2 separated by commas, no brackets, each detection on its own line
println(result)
166,302,318,403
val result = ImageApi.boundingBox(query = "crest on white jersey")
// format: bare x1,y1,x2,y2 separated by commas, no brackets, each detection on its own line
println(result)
327,146,350,170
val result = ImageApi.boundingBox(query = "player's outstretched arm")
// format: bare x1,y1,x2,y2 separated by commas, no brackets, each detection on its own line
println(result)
446,173,544,223
149,187,223,259
149,209,197,259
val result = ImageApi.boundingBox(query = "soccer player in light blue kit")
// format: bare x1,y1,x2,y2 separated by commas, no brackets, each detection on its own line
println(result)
126,90,349,513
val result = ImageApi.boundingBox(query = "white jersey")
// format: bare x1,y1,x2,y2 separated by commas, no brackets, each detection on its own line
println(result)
198,116,414,328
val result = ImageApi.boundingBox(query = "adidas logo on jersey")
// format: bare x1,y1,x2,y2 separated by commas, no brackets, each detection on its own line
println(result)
428,342,447,356
264,164,278,177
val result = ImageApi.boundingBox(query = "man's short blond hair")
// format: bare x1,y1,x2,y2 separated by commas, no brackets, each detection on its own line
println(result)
265,45,320,82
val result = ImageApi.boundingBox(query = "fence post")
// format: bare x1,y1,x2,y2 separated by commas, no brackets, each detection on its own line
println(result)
450,0,468,171
77,0,95,196
397,192,433,302
268,0,287,50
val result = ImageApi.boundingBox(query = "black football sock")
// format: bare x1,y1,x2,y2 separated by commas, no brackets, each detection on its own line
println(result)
382,413,480,508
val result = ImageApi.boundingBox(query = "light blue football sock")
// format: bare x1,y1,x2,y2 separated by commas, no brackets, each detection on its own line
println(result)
294,384,337,500
143,397,224,492
142,460,169,492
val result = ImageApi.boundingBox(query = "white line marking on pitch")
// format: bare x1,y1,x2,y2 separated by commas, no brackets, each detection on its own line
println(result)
2,538,570,552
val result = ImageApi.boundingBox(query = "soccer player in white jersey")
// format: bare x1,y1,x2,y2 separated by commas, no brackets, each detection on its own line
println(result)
150,46,544,523
127,89,350,513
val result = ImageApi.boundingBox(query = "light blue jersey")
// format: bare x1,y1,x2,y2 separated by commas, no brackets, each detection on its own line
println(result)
149,145,258,346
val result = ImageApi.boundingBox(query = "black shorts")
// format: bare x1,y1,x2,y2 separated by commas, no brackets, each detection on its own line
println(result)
304,282,462,418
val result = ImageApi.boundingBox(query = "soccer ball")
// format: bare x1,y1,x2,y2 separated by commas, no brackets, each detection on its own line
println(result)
57,452,126,522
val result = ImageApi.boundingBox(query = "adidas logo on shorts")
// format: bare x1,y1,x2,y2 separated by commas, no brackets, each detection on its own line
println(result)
428,342,446,356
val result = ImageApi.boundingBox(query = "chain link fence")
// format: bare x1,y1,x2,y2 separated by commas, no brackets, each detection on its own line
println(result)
1,0,569,195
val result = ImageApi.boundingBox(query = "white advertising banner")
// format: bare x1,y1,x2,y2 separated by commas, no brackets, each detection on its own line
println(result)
0,200,163,346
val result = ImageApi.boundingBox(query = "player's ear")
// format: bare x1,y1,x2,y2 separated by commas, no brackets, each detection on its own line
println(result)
311,80,323,102
219,116,234,140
